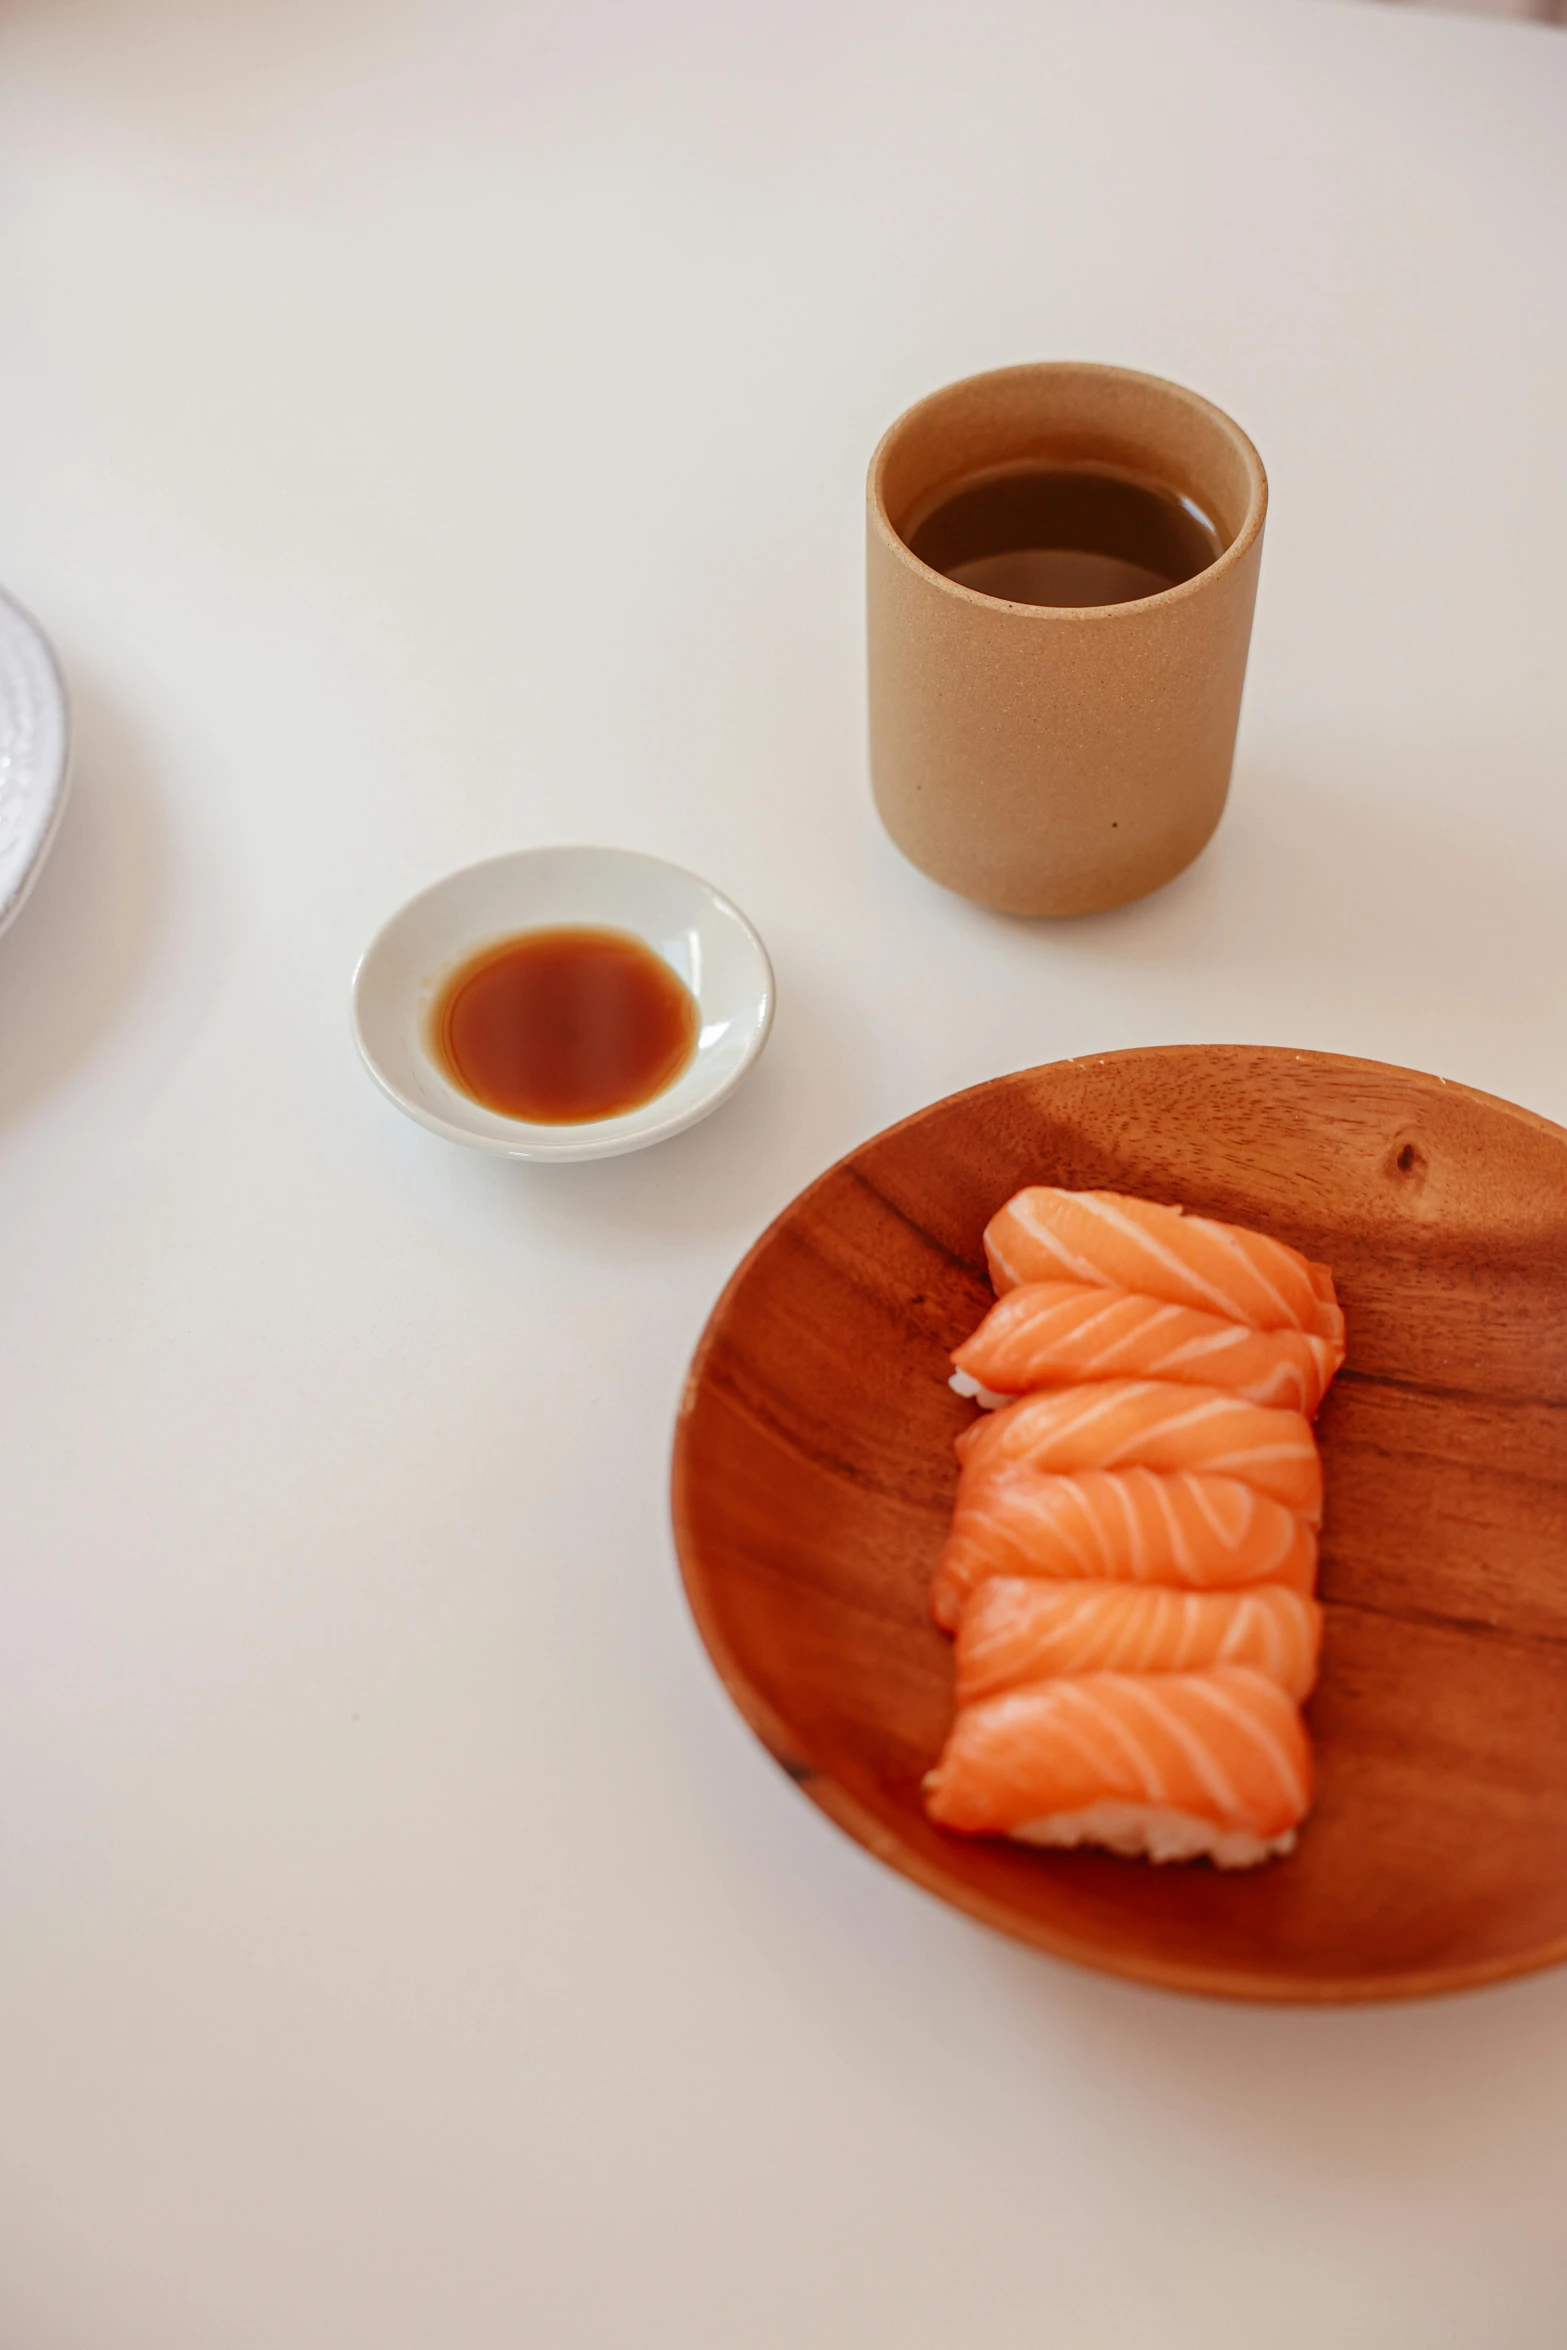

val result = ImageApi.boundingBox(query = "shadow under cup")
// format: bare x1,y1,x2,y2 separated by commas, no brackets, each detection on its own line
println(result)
867,363,1268,917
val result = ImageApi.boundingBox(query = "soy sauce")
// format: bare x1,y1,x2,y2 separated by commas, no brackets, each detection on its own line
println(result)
905,464,1224,608
431,926,698,1124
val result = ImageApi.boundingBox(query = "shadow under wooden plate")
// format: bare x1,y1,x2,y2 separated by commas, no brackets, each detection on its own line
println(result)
671,1047,1567,2002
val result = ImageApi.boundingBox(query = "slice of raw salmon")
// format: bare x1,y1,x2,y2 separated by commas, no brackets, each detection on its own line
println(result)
952,1281,1343,1415
930,1466,1317,1630
923,1664,1312,1860
955,1379,1323,1519
953,1576,1322,1705
983,1188,1343,1343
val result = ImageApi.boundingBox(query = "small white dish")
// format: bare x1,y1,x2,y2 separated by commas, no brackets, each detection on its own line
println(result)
0,586,71,940
351,846,775,1162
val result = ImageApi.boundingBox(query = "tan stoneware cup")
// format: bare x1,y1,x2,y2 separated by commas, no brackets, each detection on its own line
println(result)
866,362,1267,916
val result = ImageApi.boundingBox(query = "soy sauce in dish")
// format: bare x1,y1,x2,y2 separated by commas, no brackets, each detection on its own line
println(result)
431,926,699,1124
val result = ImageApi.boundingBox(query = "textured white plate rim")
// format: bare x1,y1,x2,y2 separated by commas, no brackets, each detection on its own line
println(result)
350,845,776,1162
0,585,72,939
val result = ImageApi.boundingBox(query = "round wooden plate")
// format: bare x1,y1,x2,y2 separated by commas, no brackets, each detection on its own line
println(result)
672,1047,1567,2002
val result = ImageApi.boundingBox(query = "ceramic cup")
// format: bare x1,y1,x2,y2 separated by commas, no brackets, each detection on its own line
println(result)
866,362,1267,917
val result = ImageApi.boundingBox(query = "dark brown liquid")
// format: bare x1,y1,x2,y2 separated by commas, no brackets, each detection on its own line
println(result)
432,926,698,1124
905,464,1224,608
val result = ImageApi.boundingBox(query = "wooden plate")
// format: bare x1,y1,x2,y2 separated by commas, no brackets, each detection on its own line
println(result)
672,1047,1567,2002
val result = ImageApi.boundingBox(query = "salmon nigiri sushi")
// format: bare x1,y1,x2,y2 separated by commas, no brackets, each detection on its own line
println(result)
923,1665,1312,1867
951,1281,1343,1417
955,1379,1323,1519
983,1188,1343,1345
931,1465,1317,1629
954,1577,1323,1705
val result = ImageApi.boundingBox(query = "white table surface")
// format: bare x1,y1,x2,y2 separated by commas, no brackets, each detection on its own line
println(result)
1,3,1564,2344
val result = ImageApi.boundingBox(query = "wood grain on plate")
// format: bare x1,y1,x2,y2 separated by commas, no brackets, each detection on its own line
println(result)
671,1047,1567,2002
